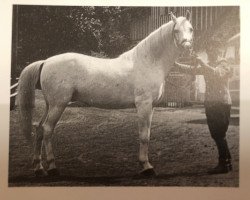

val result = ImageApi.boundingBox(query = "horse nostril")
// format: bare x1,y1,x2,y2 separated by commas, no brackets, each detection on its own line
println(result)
184,42,192,49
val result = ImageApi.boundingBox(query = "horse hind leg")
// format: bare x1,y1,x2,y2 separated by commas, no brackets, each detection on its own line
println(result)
42,103,67,177
33,101,49,177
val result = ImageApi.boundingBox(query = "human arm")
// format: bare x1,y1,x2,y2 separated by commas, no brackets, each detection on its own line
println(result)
197,58,233,78
174,56,206,75
174,57,233,78
173,61,197,75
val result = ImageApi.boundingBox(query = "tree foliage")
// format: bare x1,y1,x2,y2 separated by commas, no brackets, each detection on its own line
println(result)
12,5,132,75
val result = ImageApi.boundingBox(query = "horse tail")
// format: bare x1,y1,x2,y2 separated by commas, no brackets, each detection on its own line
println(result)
17,60,44,142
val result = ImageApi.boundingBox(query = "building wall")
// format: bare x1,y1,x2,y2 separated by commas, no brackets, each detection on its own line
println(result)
130,7,225,42
130,7,239,106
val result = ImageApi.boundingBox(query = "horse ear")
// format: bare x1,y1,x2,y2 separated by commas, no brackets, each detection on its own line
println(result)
169,12,177,23
186,10,191,21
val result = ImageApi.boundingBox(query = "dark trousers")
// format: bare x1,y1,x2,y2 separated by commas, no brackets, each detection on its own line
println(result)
205,102,231,160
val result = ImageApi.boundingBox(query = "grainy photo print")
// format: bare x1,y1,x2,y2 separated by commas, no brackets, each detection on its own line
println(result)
9,5,240,187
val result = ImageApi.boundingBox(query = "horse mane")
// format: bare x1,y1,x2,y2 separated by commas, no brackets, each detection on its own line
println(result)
119,17,187,65
119,20,174,62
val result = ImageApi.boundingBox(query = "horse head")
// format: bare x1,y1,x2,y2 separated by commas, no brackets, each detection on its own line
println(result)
170,10,193,52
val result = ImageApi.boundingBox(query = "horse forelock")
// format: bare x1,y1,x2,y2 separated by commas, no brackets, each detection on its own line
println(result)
174,17,192,30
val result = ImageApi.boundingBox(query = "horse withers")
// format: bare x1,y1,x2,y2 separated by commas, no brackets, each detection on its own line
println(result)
17,11,194,177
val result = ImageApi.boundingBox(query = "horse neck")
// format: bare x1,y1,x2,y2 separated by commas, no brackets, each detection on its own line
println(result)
131,21,181,70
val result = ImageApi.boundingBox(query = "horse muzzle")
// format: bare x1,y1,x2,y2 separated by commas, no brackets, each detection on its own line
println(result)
181,41,192,50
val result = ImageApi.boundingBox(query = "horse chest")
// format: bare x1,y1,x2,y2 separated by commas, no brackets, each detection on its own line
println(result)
135,68,165,95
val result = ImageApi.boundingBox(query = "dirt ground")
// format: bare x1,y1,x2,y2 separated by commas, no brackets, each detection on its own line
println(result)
8,91,239,187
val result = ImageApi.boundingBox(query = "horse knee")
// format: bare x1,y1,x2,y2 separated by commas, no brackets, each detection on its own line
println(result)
139,129,150,144
139,135,150,144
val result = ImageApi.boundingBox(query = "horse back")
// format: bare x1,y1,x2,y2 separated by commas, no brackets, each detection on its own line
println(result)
40,53,136,107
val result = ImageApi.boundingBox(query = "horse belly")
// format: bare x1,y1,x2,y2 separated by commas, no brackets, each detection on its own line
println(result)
75,78,136,109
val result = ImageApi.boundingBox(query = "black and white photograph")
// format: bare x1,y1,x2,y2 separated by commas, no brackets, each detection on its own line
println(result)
7,5,241,187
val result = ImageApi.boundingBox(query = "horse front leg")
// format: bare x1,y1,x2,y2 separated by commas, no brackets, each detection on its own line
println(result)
136,97,155,176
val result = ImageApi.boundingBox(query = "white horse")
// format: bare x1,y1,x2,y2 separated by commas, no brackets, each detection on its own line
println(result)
18,11,194,177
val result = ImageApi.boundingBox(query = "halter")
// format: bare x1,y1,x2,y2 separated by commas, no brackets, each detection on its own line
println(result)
171,21,193,51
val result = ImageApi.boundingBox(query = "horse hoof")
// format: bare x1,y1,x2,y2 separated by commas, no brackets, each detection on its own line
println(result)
47,168,60,177
35,169,47,178
140,168,156,177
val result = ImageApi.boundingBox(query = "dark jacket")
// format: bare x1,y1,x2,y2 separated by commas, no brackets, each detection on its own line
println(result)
174,58,233,105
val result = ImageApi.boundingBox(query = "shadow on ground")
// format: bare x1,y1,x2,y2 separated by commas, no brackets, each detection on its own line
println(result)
187,116,239,126
9,170,211,186
199,107,239,115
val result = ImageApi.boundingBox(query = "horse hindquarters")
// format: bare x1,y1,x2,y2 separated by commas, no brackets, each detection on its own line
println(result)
38,63,78,175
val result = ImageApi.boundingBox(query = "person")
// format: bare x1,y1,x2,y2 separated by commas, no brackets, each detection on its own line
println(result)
174,40,233,174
